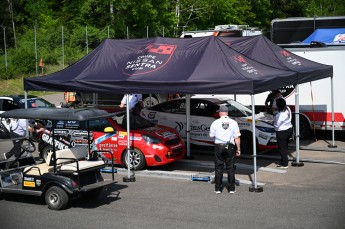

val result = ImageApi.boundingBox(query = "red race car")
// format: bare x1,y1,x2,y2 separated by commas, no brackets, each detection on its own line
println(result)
38,112,186,170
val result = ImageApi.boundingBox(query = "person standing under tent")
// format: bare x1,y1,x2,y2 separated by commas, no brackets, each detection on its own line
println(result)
274,98,293,169
120,94,143,110
271,89,285,115
209,105,241,194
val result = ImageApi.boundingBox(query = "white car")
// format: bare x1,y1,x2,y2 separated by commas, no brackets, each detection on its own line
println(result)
140,97,277,154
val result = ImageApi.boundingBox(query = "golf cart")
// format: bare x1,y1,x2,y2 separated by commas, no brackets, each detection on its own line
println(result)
0,108,116,210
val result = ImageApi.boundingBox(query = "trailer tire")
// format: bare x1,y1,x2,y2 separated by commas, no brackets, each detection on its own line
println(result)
45,186,69,210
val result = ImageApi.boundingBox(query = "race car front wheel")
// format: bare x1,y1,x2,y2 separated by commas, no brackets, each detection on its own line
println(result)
123,148,146,170
45,186,69,210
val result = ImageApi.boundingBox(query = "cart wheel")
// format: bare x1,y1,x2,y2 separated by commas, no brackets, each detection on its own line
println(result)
45,186,69,210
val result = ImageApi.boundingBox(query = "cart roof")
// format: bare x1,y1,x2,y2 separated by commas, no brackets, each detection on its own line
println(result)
0,108,114,121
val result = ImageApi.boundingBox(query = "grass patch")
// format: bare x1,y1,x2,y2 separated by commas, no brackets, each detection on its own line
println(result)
0,77,58,96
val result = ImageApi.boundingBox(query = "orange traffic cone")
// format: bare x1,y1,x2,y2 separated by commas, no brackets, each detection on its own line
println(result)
39,58,44,67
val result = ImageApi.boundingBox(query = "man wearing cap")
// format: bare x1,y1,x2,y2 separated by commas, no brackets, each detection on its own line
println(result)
209,105,241,194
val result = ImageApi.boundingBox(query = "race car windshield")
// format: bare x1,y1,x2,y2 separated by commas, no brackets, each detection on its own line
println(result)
223,100,252,117
121,112,155,130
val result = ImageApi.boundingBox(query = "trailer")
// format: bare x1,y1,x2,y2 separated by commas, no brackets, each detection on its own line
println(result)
271,16,345,44
180,24,262,38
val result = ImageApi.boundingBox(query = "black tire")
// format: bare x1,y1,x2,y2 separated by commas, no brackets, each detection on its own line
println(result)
123,148,146,170
142,96,159,108
240,131,258,155
41,145,54,162
45,186,69,210
21,139,36,153
291,115,312,139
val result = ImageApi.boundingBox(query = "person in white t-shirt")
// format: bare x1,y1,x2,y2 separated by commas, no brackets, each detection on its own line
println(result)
120,94,143,110
209,105,241,194
274,98,293,169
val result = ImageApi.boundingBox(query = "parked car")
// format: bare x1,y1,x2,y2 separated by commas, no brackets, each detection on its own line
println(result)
38,111,186,170
140,97,277,154
0,95,56,111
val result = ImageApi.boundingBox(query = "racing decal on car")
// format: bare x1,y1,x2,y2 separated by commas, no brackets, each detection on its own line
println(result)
94,133,116,145
152,145,164,150
174,121,185,133
72,130,89,137
258,133,269,140
41,133,69,150
148,112,157,119
123,43,176,76
53,129,70,136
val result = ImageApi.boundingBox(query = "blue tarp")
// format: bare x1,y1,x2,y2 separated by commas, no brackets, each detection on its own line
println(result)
303,28,345,44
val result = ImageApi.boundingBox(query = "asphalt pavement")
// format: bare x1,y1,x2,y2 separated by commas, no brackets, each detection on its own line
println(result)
0,93,344,228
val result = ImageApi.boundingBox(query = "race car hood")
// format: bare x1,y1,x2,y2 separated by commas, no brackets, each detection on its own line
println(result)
242,112,275,127
140,125,179,140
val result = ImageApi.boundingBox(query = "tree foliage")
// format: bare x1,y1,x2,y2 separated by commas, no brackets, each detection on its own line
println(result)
0,0,344,79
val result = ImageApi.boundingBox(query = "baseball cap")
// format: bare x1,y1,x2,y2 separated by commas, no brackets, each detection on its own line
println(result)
216,105,229,112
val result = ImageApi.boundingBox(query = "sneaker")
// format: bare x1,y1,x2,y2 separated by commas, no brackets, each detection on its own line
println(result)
229,190,236,194
277,165,288,169
214,190,221,194
3,153,7,159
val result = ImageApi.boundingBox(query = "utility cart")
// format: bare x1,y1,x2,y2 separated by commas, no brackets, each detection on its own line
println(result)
0,108,116,210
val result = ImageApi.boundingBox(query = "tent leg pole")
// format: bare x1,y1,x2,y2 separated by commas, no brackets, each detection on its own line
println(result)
249,95,263,192
292,84,304,167
123,94,135,182
328,76,337,148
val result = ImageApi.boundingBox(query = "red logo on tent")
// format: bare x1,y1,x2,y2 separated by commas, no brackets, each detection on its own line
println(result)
233,55,259,75
124,43,176,76
279,50,290,57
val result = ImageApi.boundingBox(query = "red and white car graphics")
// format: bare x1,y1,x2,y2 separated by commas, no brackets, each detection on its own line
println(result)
140,97,278,155
39,115,185,170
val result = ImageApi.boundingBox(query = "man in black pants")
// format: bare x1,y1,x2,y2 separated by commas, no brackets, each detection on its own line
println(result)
209,105,241,194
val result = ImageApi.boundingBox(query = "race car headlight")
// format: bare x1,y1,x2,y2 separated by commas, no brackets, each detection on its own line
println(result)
142,135,161,144
256,126,276,133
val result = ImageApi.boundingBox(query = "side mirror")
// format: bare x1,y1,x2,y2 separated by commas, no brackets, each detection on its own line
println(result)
104,127,115,133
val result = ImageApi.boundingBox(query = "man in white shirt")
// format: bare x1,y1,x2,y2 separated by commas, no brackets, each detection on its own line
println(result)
4,119,27,159
209,105,241,194
120,94,143,110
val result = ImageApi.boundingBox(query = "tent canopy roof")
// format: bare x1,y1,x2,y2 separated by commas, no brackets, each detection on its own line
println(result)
24,36,333,95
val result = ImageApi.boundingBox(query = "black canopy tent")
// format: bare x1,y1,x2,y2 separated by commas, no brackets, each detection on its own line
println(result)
24,36,333,191
219,35,336,161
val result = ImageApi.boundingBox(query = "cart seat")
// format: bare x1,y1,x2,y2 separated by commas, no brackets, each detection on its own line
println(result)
56,146,105,172
23,151,55,176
